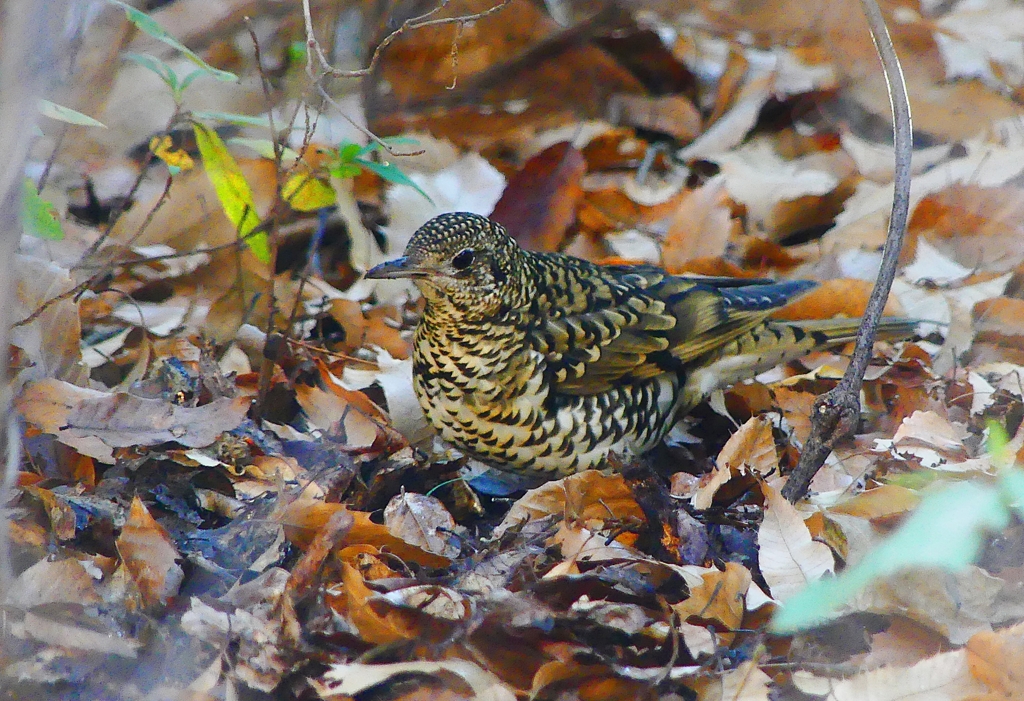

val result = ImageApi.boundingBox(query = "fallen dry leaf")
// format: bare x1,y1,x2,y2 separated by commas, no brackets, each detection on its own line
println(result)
758,484,834,601
116,497,184,609
384,491,460,559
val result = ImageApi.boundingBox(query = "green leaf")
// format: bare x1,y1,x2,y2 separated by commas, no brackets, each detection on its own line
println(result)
124,52,179,92
356,158,433,203
771,481,1010,633
336,141,362,163
192,110,275,129
1000,469,1024,516
108,0,236,82
287,40,307,64
192,123,269,263
329,162,362,180
38,100,106,128
22,179,64,240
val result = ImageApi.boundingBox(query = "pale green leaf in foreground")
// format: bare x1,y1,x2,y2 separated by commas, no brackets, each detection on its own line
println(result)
38,100,106,128
771,481,1009,632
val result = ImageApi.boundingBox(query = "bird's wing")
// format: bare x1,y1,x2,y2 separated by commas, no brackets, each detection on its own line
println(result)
532,272,817,395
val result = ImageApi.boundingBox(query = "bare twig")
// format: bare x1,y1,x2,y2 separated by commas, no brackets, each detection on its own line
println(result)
782,0,913,503
301,0,510,81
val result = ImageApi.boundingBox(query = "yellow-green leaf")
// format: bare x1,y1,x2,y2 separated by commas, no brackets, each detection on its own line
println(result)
192,123,268,263
22,179,64,240
282,171,336,212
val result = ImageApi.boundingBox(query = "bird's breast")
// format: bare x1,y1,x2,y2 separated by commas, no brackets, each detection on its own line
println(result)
411,317,684,474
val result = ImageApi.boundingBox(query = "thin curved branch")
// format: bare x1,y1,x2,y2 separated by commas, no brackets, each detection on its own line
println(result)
782,0,913,503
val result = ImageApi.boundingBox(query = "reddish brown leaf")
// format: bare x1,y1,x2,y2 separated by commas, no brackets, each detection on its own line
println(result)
490,142,586,252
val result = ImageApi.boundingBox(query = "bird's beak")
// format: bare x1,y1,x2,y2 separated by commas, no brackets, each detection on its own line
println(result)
364,256,431,280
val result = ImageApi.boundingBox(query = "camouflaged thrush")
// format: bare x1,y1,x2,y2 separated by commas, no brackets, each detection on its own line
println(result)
366,212,915,477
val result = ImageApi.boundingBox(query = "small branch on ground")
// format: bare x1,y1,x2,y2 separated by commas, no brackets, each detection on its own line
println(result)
782,0,913,503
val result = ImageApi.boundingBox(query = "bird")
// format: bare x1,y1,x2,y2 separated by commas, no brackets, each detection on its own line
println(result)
365,212,916,477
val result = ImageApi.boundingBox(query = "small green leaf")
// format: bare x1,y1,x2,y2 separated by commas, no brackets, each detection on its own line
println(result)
192,110,275,129
124,52,179,92
356,158,433,203
22,179,64,240
336,141,362,162
192,123,268,263
771,482,1009,633
109,0,237,82
38,100,106,128
287,40,307,64
329,162,362,180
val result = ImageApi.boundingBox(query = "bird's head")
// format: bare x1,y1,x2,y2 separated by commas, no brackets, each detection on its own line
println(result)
366,213,527,321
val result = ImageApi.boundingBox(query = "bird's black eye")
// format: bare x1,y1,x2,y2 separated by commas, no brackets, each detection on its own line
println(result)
452,248,475,270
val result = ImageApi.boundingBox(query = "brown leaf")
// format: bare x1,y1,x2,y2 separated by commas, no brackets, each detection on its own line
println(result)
672,562,751,647
608,93,701,142
772,278,903,321
490,142,586,253
493,471,644,540
278,500,452,569
20,378,249,451
384,491,459,559
4,558,101,608
661,178,738,273
116,497,184,609
692,416,777,510
966,622,1024,700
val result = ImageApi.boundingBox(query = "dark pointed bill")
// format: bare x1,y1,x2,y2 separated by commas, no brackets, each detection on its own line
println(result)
365,257,431,279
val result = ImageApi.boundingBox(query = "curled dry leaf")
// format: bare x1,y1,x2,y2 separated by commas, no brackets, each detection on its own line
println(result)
609,93,702,142
384,491,460,559
693,416,777,510
965,621,1024,699
909,183,1024,274
493,470,644,540
757,485,834,602
116,497,184,609
294,360,395,450
661,176,737,274
3,558,102,608
342,350,432,447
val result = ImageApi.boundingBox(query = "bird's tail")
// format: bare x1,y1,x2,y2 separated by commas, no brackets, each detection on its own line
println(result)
681,316,919,405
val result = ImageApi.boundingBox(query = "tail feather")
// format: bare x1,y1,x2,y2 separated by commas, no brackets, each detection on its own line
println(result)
680,316,918,409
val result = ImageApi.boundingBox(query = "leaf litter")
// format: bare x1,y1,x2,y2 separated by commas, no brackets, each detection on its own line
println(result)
8,0,1024,699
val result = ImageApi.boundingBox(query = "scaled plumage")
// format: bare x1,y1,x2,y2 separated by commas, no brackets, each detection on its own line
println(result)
366,213,915,476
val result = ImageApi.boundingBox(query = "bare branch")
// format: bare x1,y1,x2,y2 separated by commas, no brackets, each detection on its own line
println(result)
782,0,913,503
